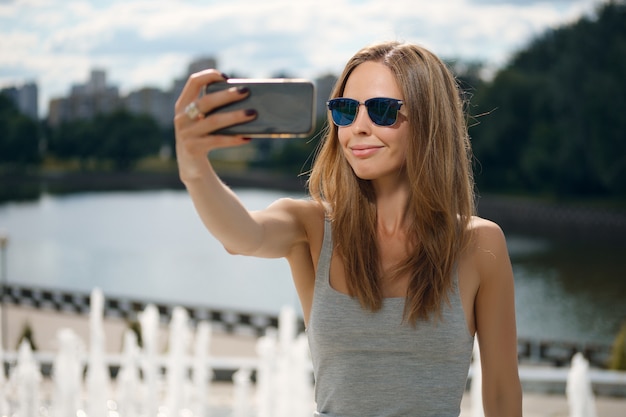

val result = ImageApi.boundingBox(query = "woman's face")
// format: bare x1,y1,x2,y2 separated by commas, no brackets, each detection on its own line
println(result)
338,61,411,184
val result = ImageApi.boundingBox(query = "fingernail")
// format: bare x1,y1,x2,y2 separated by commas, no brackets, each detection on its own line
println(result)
244,109,257,117
237,86,250,94
242,137,252,141
221,72,229,80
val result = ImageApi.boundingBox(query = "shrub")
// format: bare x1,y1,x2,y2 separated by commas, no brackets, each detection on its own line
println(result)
609,322,626,371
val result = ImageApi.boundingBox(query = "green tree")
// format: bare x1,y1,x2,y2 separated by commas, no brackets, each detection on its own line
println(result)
0,94,41,165
471,70,543,192
48,110,164,170
94,111,163,170
48,119,99,167
252,117,328,176
17,321,38,351
471,0,626,197
609,322,626,370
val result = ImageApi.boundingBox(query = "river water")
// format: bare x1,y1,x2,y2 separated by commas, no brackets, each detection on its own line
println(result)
0,189,624,346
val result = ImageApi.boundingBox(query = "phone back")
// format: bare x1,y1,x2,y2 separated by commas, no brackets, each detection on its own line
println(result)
205,79,316,138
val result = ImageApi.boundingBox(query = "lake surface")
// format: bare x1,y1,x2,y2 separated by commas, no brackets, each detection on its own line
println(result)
0,189,624,346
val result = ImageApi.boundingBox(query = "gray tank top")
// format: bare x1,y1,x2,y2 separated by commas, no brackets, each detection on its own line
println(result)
307,218,474,417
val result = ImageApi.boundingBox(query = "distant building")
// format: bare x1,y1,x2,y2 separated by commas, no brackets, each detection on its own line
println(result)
45,56,338,131
140,56,218,126
170,56,219,102
315,73,337,121
48,69,121,126
1,82,39,120
124,88,175,128
48,57,219,128
187,57,218,76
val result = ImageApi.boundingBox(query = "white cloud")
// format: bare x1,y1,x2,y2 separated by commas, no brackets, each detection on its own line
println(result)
0,0,609,116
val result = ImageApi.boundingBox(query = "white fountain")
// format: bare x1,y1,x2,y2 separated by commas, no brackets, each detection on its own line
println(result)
253,305,313,417
233,367,253,417
191,321,213,417
255,327,278,417
139,303,161,417
165,306,191,416
11,340,41,417
86,288,110,417
1,289,315,417
566,352,598,417
291,333,313,417
116,329,142,417
470,339,484,417
53,328,84,417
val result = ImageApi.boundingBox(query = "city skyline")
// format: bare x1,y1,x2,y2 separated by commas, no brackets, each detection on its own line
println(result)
6,55,337,128
1,0,609,116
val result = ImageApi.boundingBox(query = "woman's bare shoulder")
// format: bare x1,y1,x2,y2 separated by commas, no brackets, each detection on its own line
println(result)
466,216,512,280
263,197,326,230
468,215,503,232
468,216,506,246
266,196,325,216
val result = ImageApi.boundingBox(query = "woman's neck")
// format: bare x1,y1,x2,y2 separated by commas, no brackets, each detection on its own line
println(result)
374,178,410,237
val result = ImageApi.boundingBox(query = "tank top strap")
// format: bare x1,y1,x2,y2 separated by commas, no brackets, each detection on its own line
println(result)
316,217,333,285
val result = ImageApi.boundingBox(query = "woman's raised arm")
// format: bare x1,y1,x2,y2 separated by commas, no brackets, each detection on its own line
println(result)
174,70,306,258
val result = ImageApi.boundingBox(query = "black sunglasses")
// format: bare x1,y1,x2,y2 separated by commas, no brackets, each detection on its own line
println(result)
327,97,404,127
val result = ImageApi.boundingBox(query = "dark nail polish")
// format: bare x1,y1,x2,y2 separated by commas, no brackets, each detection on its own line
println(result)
242,137,252,141
221,72,229,80
245,109,257,117
237,86,250,94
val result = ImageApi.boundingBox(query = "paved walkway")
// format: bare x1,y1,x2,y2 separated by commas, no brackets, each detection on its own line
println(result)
460,391,626,417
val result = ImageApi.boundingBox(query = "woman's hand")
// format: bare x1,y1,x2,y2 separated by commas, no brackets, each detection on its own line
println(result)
174,69,257,182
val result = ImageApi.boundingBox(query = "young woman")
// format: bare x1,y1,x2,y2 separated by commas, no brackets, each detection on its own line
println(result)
174,41,522,417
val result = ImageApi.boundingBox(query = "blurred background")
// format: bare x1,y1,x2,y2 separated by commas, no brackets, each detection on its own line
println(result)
1,0,625,372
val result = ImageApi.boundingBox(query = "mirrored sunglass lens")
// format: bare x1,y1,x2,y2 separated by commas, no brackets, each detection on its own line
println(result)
367,99,398,126
329,99,358,126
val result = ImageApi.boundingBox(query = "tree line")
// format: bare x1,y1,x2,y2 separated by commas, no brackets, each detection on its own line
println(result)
468,0,626,198
1,0,624,198
0,96,166,171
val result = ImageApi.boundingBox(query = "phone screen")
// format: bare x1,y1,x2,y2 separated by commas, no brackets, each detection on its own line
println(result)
204,79,316,138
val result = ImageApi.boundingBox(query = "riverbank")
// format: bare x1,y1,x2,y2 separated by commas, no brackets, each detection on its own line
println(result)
0,167,306,202
3,168,626,244
2,302,626,417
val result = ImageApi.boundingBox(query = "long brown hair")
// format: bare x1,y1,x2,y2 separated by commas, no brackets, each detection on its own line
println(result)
308,41,475,324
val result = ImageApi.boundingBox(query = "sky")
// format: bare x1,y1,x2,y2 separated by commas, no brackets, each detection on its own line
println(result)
0,0,608,116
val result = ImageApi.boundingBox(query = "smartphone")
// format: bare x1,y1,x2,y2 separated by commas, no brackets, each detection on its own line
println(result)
204,79,316,138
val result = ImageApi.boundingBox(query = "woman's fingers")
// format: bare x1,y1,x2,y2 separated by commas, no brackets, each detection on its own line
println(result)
174,69,258,139
174,69,225,115
185,107,257,137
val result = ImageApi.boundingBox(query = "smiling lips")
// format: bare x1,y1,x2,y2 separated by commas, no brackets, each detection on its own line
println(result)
350,145,383,158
